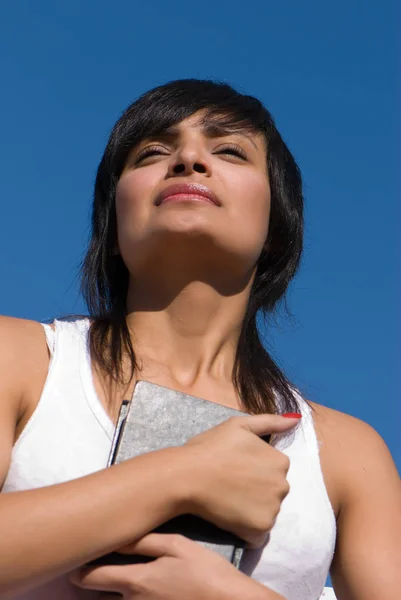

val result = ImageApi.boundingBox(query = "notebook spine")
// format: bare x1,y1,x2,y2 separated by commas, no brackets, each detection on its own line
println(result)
107,400,131,467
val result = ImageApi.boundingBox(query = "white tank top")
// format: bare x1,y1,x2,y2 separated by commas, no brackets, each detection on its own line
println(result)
2,319,337,600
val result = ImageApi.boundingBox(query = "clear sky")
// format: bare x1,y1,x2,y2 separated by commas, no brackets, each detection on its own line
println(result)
0,0,399,470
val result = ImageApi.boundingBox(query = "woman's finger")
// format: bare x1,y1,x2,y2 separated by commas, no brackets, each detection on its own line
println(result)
239,413,302,436
119,533,193,558
70,564,142,593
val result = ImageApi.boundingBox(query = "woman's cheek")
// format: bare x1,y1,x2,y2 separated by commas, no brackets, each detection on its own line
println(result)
228,176,270,239
115,172,155,235
116,173,146,214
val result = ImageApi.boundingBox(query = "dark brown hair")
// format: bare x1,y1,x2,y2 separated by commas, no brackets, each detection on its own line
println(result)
81,79,304,414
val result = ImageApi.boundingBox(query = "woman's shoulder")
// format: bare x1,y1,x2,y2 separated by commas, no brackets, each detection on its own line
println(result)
309,400,386,447
0,315,90,342
293,392,386,453
309,400,397,515
0,315,49,362
309,400,391,473
0,316,50,416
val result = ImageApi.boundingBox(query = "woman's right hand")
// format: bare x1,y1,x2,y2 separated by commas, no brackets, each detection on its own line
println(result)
181,413,300,547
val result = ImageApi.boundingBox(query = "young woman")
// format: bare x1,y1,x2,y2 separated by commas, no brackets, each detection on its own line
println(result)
0,80,399,600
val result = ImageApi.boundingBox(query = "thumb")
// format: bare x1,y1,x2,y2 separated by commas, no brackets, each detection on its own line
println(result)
239,413,302,437
119,533,191,559
70,564,136,593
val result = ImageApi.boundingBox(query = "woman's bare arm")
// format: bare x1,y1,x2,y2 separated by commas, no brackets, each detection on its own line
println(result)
71,532,287,600
0,317,296,599
316,405,401,600
0,318,191,596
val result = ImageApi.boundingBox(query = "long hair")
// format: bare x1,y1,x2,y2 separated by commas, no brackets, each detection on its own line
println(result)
81,79,304,414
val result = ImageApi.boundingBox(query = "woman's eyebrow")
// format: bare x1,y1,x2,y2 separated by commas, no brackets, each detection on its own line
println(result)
140,123,258,149
200,122,258,149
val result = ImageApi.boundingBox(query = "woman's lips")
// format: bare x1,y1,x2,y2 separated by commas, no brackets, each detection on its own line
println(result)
156,183,220,206
160,193,215,205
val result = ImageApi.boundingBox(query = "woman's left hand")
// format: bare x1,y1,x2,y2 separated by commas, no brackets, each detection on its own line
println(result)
70,534,277,599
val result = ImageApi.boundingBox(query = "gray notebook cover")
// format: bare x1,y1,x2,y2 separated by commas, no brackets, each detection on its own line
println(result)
107,380,250,567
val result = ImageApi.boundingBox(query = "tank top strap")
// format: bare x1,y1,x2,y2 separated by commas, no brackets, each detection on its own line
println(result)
47,318,91,361
292,389,321,450
294,390,337,532
41,318,90,354
42,322,56,357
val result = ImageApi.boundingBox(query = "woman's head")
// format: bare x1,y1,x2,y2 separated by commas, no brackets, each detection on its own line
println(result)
83,79,303,318
82,79,304,413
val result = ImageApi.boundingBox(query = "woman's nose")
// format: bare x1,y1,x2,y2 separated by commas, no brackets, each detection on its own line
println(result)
167,145,211,177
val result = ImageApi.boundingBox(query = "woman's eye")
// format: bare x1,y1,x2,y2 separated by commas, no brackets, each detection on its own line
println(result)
215,145,247,160
135,146,169,164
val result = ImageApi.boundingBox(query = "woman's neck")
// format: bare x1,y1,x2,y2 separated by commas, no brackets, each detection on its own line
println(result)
125,276,253,388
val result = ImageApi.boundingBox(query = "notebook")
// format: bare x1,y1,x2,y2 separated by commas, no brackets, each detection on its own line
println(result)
89,380,267,568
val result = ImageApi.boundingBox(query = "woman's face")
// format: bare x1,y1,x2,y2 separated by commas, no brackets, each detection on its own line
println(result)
115,112,271,278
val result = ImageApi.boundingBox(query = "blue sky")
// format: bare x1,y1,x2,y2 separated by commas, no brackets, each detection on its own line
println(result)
0,0,399,470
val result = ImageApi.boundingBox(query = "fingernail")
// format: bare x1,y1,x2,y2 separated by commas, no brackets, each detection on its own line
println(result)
282,412,302,419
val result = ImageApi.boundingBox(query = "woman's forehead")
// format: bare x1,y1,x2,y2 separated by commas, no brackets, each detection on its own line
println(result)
160,110,260,135
137,110,266,149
